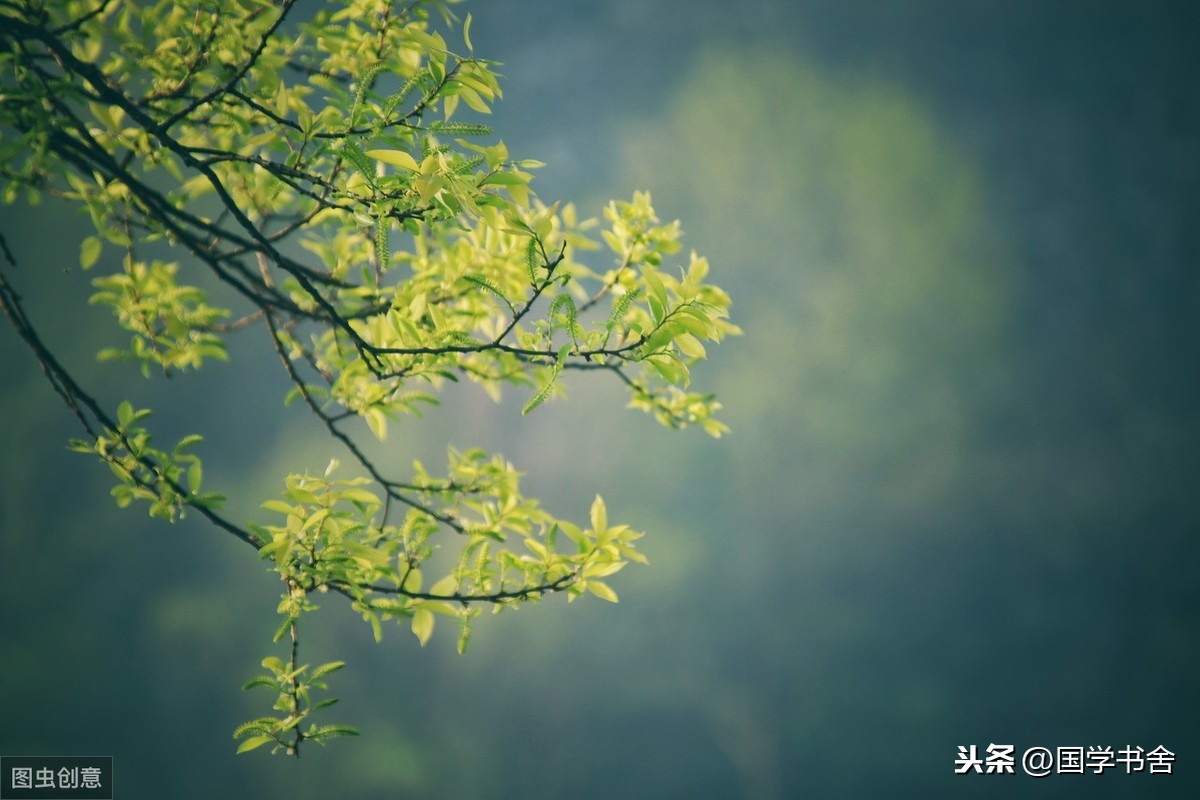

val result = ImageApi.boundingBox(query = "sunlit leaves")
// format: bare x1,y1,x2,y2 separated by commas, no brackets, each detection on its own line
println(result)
68,404,224,522
2,0,735,759
89,261,228,377
590,494,607,533
365,148,420,172
410,607,435,645
234,658,358,755
251,452,645,656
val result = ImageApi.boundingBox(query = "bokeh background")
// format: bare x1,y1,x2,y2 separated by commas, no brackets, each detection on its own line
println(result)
2,1,1198,797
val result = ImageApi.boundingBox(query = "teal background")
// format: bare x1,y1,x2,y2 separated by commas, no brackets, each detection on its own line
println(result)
2,1,1198,797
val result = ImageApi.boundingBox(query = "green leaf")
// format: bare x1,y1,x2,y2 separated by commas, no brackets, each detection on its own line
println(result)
428,54,445,86
364,408,388,440
80,236,101,269
647,353,689,386
261,499,294,515
429,574,458,597
590,494,607,533
481,171,527,187
365,149,420,172
191,492,226,510
187,460,202,494
675,332,707,360
340,488,379,505
644,320,683,354
236,735,275,754
584,560,625,579
587,581,619,603
643,270,669,321
411,608,434,646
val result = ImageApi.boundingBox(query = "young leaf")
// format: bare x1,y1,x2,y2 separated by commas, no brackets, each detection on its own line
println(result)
590,494,607,534
187,461,202,494
365,149,420,172
80,236,101,269
117,400,133,428
236,735,275,754
587,581,619,603
411,608,434,646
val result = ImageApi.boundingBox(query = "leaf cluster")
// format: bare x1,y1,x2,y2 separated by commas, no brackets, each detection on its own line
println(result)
235,659,358,756
0,0,736,756
68,401,225,522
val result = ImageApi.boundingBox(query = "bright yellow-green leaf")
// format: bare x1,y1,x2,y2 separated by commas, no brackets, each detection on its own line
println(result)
429,574,458,596
428,54,445,85
458,87,491,114
365,149,420,171
643,270,669,317
601,229,622,254
340,488,379,505
236,735,275,754
414,174,443,204
402,567,422,593
558,521,585,544
584,560,625,579
587,581,619,603
285,486,321,504
187,461,202,494
525,538,548,559
411,608,434,645
481,171,527,187
80,236,101,269
590,494,607,533
676,332,707,359
643,319,681,352
364,408,388,440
